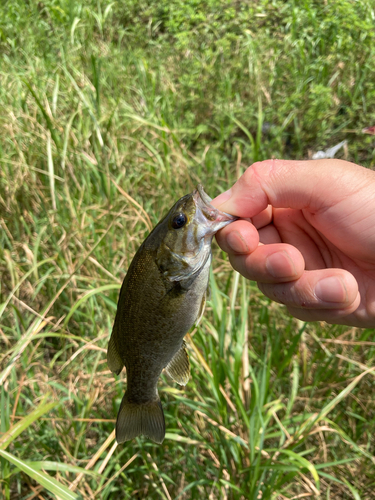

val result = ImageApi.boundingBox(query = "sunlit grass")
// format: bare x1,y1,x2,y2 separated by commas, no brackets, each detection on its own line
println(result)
1,0,375,498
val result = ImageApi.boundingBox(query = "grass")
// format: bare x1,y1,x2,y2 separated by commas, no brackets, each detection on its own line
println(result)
1,0,375,498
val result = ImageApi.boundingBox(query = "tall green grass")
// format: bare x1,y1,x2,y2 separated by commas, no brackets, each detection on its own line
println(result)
1,0,375,498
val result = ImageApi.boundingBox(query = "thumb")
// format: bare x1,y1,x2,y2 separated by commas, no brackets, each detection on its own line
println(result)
211,159,371,218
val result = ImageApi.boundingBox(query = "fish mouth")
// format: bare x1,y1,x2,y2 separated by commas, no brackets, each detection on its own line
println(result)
196,185,213,205
193,184,238,231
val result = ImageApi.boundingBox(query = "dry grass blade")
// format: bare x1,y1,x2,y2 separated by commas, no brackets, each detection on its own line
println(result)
69,430,116,491
147,453,172,500
335,354,375,373
110,178,153,231
94,453,138,497
58,335,107,373
97,441,118,475
46,131,56,211
194,410,265,454
321,339,375,346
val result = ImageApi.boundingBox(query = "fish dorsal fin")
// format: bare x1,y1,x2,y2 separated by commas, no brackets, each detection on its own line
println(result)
165,341,190,386
107,332,124,375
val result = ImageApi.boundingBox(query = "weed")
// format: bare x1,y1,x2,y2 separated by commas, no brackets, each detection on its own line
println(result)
1,0,375,498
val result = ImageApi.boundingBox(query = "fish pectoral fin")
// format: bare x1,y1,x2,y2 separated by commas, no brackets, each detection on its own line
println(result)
116,394,165,444
165,341,190,386
195,291,206,327
107,332,124,375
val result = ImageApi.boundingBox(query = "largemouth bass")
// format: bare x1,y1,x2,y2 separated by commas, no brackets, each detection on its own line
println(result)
107,185,237,444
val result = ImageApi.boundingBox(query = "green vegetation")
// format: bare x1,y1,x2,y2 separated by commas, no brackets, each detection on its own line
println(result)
1,0,375,498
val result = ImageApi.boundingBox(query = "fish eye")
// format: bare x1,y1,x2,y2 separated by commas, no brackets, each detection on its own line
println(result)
171,213,188,229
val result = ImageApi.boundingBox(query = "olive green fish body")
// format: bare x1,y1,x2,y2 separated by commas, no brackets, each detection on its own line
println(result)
108,186,236,444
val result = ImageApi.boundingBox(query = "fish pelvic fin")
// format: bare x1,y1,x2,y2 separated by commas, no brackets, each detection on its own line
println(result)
116,393,165,444
195,291,207,327
107,332,124,375
165,341,190,386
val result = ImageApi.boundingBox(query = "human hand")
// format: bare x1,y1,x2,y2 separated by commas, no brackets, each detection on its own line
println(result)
211,159,375,327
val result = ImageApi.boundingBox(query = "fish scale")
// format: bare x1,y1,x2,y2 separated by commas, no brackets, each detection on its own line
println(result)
107,185,237,444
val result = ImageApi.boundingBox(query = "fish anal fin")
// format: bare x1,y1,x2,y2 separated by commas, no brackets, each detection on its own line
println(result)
107,332,124,375
116,393,165,444
165,341,190,386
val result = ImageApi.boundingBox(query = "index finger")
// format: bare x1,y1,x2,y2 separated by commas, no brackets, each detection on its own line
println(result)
211,159,369,218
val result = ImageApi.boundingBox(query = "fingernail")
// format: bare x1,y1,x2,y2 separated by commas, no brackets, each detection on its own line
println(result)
265,251,297,278
211,188,232,208
226,230,250,253
315,276,347,303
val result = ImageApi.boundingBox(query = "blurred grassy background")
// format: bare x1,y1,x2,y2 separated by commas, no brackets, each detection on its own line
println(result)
1,0,375,498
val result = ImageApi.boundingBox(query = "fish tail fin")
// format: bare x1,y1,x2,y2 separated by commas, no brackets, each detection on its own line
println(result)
116,393,165,444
